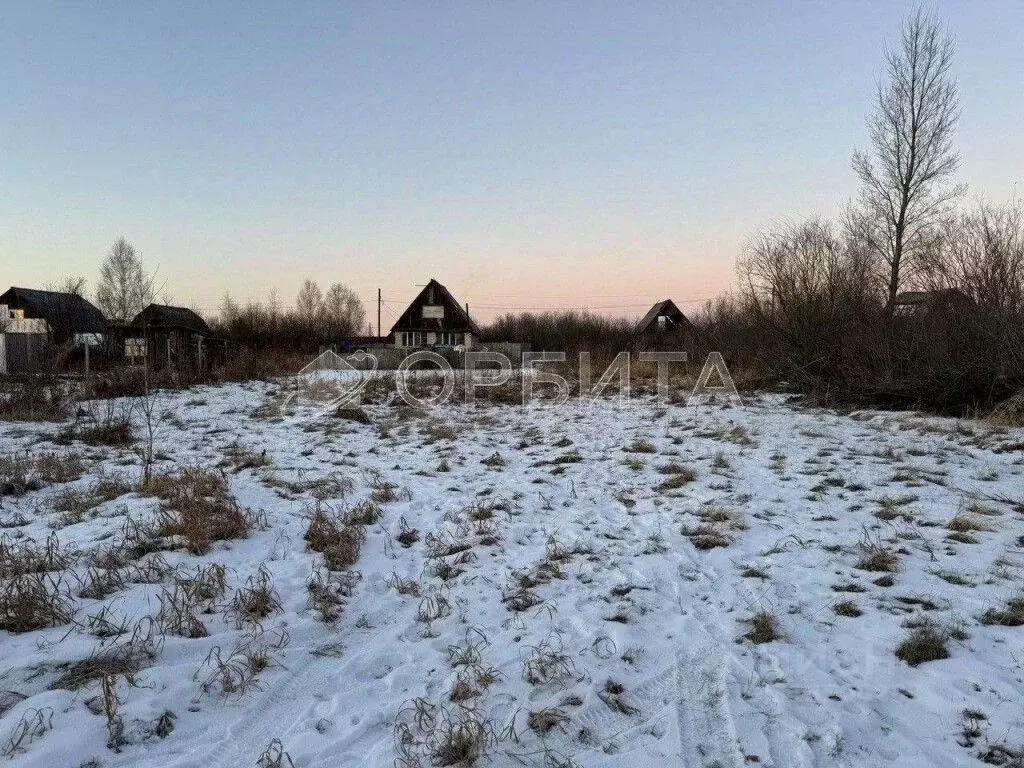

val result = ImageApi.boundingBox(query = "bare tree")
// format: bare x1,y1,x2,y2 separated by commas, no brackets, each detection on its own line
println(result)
919,202,1024,312
322,283,366,337
295,279,324,325
852,8,964,311
47,276,88,296
96,238,155,322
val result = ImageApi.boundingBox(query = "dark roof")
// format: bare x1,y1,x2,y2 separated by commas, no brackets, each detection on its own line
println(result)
131,304,211,334
0,287,107,334
389,278,481,335
635,299,692,334
893,289,972,307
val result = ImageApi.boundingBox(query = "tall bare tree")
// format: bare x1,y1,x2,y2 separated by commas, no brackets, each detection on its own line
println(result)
322,282,366,336
852,8,964,311
295,279,324,325
96,238,154,322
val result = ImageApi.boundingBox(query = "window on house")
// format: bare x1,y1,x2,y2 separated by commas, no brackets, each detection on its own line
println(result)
437,332,463,346
399,331,423,347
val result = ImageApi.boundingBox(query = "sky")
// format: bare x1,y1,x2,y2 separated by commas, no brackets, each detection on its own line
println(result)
1,1,1022,329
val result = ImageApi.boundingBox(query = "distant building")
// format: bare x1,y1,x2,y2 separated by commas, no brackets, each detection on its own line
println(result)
0,287,108,373
634,299,695,345
0,287,107,346
127,304,225,370
390,279,480,349
891,289,974,317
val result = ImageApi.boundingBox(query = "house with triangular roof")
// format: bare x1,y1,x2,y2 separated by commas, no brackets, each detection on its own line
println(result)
635,299,695,338
389,279,479,349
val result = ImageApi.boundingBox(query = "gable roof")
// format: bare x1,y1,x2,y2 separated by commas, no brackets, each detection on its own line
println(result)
0,287,107,334
635,299,692,334
389,278,480,335
131,304,211,334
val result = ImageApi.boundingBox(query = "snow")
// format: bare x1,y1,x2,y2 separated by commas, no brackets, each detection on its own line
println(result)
1,381,1023,767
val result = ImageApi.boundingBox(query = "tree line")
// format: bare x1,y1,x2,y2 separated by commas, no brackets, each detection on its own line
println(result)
54,240,367,352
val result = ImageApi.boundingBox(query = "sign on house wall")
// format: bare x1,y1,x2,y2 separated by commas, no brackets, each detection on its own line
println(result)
74,333,103,347
422,305,444,320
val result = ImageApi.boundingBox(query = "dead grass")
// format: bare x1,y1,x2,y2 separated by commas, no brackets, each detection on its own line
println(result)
147,467,248,554
683,505,747,549
305,503,366,571
226,567,282,629
52,473,132,524
980,597,1024,627
833,600,863,617
0,533,71,578
0,572,74,633
0,451,86,496
856,531,900,573
743,610,782,644
947,514,992,534
895,619,951,666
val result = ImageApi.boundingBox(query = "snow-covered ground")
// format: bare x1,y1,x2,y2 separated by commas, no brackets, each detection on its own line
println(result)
1,381,1023,767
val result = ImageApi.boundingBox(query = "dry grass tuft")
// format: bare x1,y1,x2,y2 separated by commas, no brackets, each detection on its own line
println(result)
833,600,862,617
743,610,782,644
148,467,247,553
226,567,282,629
0,451,86,496
683,505,747,550
305,503,365,571
856,532,900,573
895,619,950,666
947,514,992,534
980,596,1024,627
0,572,74,633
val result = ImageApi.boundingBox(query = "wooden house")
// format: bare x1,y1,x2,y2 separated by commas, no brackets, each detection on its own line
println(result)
0,287,107,346
128,304,225,370
891,289,974,317
389,279,480,349
634,299,695,346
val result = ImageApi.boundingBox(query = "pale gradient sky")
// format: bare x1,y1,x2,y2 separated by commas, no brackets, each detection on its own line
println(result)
1,1,1022,327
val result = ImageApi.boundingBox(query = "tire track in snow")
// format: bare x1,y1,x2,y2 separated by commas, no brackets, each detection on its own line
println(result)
551,559,748,768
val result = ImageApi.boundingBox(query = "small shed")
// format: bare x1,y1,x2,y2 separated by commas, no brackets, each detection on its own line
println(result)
635,299,695,344
128,304,225,370
390,279,480,349
891,289,974,317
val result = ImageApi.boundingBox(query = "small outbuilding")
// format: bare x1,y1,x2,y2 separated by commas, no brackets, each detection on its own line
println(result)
128,304,225,370
891,289,974,317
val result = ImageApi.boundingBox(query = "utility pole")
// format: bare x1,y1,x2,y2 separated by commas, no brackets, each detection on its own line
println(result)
377,288,382,338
